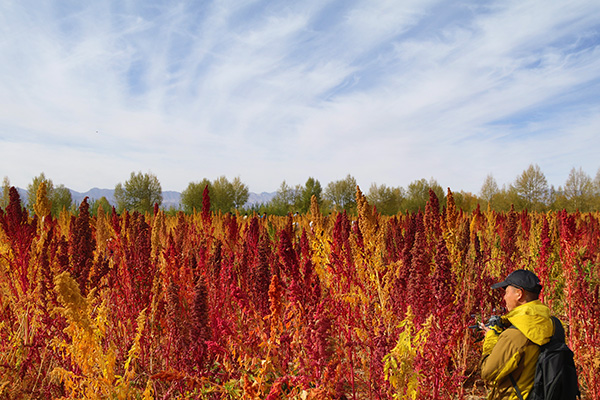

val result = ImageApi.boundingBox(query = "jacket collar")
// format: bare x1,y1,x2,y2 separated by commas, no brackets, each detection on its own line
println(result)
506,300,554,345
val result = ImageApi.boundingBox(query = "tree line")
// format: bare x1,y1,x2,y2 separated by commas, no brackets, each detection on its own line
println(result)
2,164,600,216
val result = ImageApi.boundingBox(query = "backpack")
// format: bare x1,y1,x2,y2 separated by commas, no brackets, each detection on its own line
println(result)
510,316,581,400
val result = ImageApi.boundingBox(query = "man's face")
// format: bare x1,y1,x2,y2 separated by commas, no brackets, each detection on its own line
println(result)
504,285,523,312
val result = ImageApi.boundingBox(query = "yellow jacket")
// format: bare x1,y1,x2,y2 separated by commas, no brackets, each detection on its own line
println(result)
480,300,554,400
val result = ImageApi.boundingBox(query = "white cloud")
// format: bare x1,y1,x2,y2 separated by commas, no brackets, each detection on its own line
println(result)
0,0,599,194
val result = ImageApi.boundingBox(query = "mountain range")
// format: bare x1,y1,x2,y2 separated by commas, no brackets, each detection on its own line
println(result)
7,187,276,209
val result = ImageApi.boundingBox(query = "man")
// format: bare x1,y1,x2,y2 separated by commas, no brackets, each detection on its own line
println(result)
480,269,554,400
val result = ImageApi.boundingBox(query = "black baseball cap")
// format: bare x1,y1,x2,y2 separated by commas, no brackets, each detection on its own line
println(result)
491,269,542,294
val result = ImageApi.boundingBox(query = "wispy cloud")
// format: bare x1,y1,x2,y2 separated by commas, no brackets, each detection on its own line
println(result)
1,0,599,193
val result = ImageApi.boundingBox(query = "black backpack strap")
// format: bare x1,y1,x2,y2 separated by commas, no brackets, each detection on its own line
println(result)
509,373,525,400
549,316,565,343
506,324,526,400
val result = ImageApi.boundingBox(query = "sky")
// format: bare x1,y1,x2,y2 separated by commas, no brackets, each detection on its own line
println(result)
1,0,599,194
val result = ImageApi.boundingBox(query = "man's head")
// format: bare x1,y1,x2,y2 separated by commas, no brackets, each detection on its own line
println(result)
491,269,542,311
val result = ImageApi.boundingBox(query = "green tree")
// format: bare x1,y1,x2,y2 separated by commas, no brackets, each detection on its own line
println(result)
594,167,600,210
511,164,549,211
269,180,298,215
562,167,594,212
549,185,566,211
114,171,162,213
296,177,322,213
181,179,211,213
324,174,357,213
366,183,404,215
27,173,53,214
211,176,235,213
594,167,600,194
402,178,444,213
181,176,248,214
488,185,518,212
231,176,250,210
479,174,499,207
52,184,73,215
91,196,112,216
1,176,11,209
453,191,479,212
26,173,74,216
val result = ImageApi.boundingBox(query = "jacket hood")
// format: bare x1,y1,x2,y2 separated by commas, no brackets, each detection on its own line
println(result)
506,300,553,346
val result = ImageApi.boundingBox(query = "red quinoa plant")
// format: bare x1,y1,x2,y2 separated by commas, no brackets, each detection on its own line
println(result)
0,186,599,399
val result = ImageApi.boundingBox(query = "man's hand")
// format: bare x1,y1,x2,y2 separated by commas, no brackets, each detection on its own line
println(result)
479,322,492,334
481,321,505,336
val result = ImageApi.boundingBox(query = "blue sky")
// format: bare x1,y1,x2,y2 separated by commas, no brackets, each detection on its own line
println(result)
1,0,599,194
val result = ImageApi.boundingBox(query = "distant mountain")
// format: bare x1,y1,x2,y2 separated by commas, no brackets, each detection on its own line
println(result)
247,191,277,206
156,190,276,209
0,187,30,204
162,191,181,209
70,188,115,205
3,187,275,209
17,187,28,203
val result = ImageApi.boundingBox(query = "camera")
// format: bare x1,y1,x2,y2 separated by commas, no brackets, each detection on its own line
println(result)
469,315,507,331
